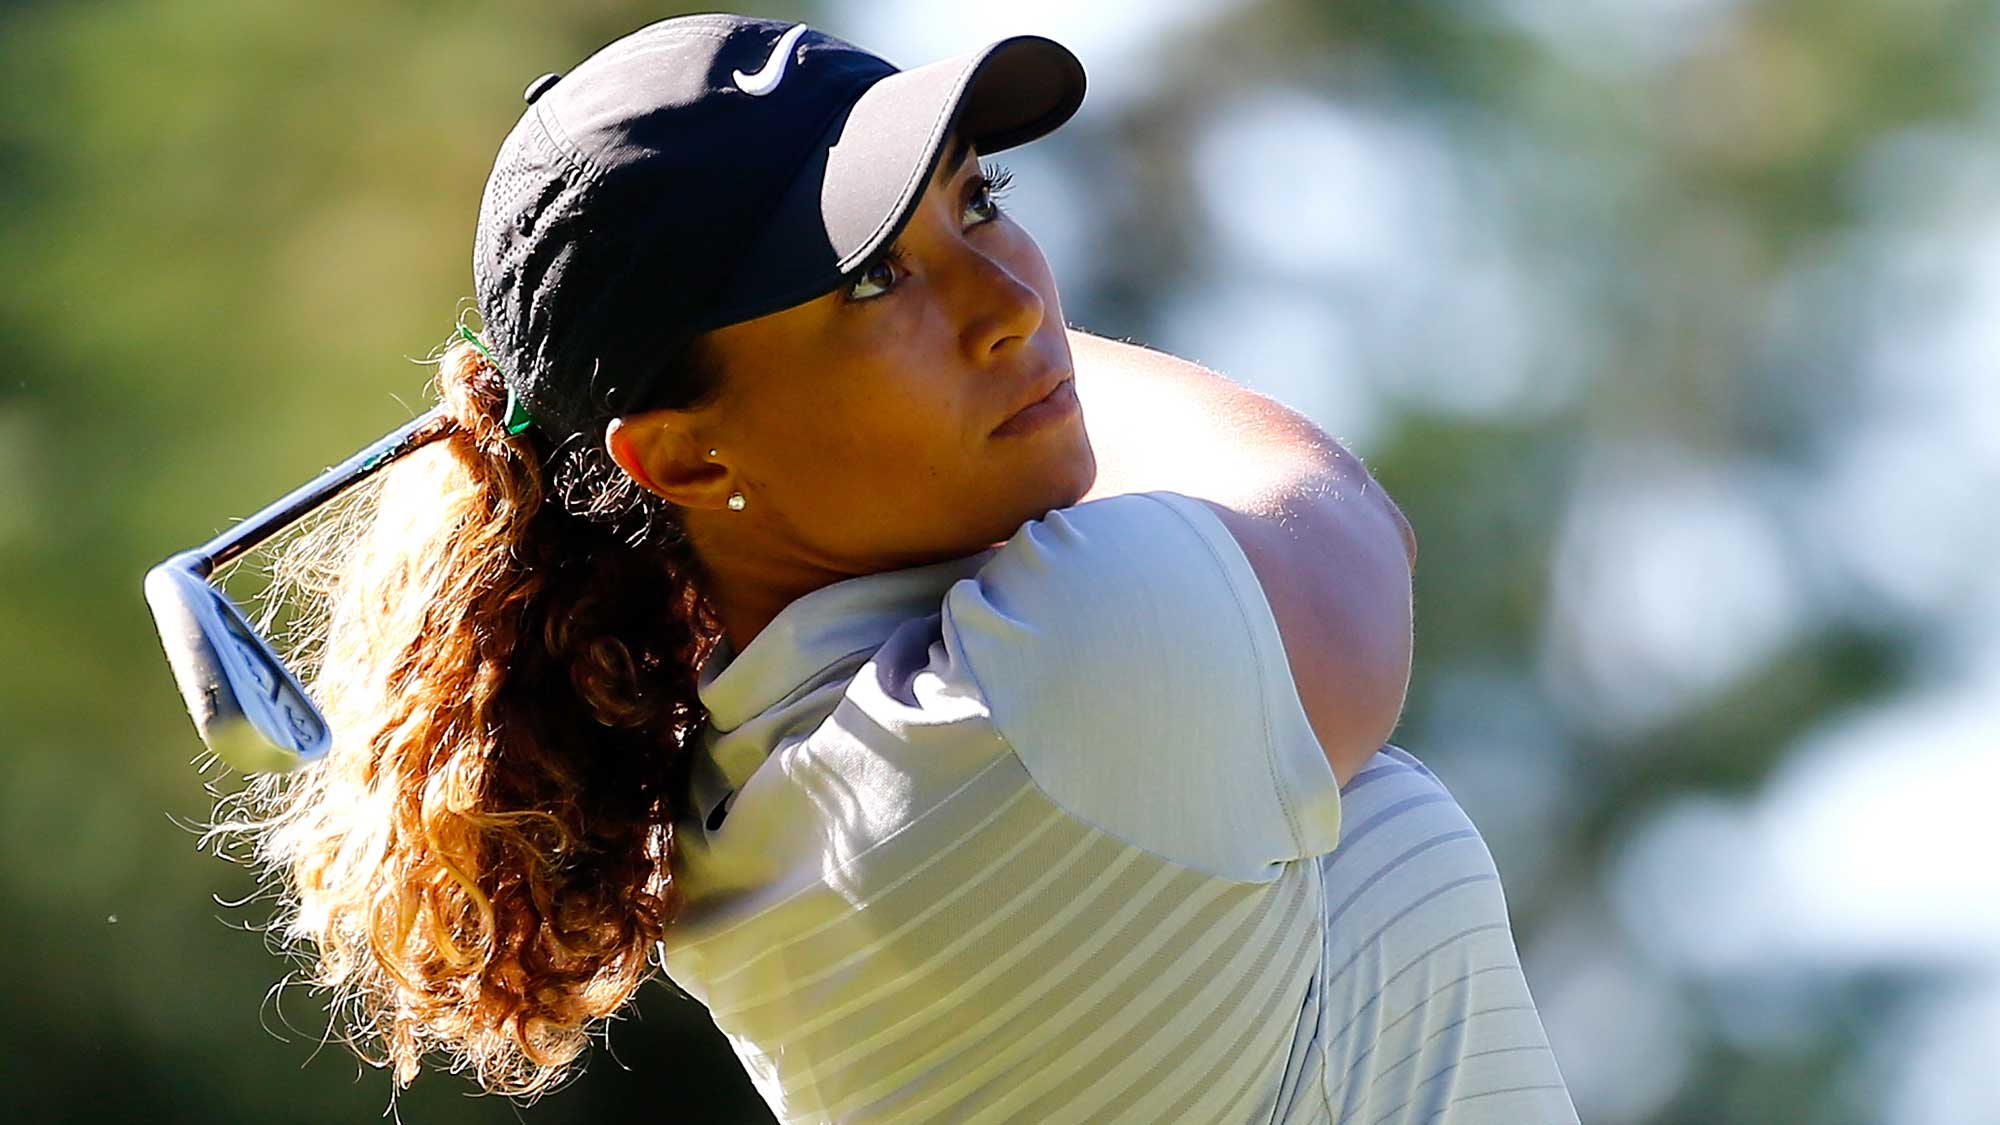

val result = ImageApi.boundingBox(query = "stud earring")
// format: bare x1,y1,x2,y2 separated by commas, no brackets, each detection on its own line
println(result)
710,450,744,510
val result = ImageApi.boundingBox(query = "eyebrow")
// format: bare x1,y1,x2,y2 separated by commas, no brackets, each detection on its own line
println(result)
931,133,975,190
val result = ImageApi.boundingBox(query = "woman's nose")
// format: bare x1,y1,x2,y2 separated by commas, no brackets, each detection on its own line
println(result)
956,246,1045,359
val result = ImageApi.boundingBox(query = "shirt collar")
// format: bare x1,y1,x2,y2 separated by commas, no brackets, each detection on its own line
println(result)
696,546,1001,735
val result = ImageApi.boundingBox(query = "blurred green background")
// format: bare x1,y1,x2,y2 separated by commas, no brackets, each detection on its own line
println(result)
5,0,1998,1121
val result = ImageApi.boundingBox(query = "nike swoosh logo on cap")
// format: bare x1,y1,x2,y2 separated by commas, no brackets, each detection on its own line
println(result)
733,23,810,97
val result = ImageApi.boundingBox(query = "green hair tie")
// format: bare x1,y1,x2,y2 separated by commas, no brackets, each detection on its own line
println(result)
457,323,533,435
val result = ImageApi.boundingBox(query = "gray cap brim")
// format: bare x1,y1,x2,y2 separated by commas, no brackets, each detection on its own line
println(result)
702,34,1086,327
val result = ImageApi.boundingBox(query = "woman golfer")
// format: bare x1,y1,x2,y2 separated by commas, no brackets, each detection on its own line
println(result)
230,13,1577,1123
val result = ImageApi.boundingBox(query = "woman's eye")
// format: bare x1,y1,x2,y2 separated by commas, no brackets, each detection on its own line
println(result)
965,184,1001,224
849,259,895,300
842,167,1015,306
965,165,1015,224
845,251,904,302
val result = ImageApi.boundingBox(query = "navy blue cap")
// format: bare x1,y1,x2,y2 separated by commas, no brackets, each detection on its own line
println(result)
470,13,1087,444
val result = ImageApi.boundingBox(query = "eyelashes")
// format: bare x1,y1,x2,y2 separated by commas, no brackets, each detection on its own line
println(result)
873,242,914,280
978,161,1015,203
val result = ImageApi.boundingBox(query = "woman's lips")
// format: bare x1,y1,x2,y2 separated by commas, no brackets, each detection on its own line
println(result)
992,376,1079,437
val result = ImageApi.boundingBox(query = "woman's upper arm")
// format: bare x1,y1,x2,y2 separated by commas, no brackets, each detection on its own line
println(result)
1063,329,1417,786
1192,491,1416,787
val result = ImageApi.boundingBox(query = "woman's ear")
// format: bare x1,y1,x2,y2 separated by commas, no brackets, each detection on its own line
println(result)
604,415,734,508
605,416,664,495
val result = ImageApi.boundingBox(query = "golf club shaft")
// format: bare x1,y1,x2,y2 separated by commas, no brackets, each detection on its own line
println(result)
193,406,454,578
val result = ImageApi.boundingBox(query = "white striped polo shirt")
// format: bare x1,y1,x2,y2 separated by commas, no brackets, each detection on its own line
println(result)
659,491,1576,1124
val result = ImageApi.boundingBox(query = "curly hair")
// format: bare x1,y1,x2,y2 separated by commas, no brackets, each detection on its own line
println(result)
199,331,727,1100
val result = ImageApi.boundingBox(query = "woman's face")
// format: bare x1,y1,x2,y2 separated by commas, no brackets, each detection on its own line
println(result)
644,131,1096,572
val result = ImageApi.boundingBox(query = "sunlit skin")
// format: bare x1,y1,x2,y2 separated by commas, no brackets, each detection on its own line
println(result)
605,129,1098,655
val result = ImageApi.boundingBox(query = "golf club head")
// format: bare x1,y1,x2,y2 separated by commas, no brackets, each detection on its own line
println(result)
144,552,331,773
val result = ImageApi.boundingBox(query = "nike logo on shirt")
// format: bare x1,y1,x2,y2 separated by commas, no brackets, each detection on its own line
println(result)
733,23,810,97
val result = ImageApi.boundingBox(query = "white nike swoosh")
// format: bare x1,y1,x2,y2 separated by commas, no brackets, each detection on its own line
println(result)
733,23,810,97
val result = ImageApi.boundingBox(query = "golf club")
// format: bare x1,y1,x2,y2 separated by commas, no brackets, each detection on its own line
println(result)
144,406,452,772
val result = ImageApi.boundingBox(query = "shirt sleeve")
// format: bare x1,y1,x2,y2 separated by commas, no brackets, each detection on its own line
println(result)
939,490,1342,883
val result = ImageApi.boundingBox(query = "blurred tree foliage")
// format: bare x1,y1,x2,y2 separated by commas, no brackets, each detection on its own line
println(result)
4,0,1993,1122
